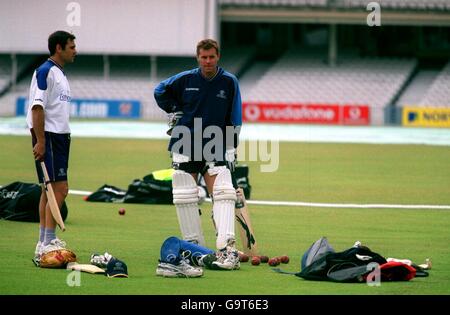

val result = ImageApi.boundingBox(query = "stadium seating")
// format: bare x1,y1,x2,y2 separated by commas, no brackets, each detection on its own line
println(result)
0,1,448,124
220,0,328,7
396,70,441,107
66,48,254,120
1,48,448,122
419,61,450,107
242,49,417,109
0,55,10,93
338,0,450,10
220,0,450,10
0,54,38,95
0,47,255,120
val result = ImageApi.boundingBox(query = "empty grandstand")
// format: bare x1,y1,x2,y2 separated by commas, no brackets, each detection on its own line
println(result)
0,54,36,96
419,61,450,107
242,49,417,109
0,55,10,94
0,0,449,127
220,0,450,11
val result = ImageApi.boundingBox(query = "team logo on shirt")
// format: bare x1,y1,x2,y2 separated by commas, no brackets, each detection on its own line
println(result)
58,168,67,177
216,90,227,99
59,93,71,102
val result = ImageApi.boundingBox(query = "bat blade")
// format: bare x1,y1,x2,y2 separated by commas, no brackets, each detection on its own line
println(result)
40,162,66,231
67,262,105,274
235,188,258,256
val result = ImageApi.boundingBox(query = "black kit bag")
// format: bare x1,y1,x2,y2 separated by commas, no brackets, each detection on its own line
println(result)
123,176,173,204
84,184,127,203
85,174,173,205
0,181,68,222
296,238,387,283
274,237,422,282
85,165,252,205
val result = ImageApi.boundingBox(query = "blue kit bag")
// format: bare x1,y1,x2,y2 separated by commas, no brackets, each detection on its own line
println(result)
160,236,214,266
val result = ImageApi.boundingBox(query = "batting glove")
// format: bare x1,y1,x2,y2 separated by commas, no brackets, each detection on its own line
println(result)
167,111,183,135
225,148,237,173
90,252,114,268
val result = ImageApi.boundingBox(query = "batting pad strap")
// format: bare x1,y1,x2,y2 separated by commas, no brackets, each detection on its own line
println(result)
172,170,198,204
213,186,237,202
207,165,227,176
173,188,199,204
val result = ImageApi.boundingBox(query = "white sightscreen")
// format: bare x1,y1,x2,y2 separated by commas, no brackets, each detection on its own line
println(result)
0,0,217,56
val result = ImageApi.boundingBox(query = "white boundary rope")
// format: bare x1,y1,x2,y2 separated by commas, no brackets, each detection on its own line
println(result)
69,189,450,210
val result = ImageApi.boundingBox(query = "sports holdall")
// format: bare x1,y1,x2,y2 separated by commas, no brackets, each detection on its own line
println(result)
0,181,68,222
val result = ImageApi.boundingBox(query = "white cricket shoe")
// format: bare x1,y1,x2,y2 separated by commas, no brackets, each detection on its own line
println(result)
41,238,67,254
32,241,43,267
34,241,43,256
156,259,203,278
211,241,240,270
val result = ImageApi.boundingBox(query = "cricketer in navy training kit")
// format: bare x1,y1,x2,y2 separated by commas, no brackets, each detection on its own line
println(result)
154,38,243,276
26,30,77,267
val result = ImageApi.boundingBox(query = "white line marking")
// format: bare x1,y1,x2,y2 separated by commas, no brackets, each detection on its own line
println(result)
70,189,92,196
69,189,450,210
245,200,450,210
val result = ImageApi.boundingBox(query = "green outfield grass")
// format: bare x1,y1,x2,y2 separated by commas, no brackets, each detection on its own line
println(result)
0,135,449,295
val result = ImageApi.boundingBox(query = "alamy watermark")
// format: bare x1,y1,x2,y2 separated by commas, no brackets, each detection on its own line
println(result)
367,2,381,26
366,262,381,287
66,2,81,27
237,139,279,173
66,270,81,287
171,118,279,172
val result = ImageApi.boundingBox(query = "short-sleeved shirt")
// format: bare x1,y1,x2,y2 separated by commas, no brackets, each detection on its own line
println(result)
26,59,71,134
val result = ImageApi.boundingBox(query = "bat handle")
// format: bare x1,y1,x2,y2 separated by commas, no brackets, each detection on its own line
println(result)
235,192,245,209
230,170,238,189
231,171,245,209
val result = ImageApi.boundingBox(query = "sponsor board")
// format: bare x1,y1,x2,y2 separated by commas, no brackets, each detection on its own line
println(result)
16,97,141,119
402,107,450,128
242,103,370,125
342,105,371,125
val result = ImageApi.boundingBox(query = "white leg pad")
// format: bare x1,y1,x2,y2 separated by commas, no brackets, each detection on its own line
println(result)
212,168,237,250
172,170,205,246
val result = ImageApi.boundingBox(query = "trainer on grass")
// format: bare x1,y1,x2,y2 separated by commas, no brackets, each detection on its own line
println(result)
26,31,77,266
154,38,242,271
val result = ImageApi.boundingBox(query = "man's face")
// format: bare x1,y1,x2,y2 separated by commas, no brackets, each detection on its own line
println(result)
59,39,77,64
197,47,219,77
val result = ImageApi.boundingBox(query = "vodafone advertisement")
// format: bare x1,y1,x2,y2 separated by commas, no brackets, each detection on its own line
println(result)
242,103,370,125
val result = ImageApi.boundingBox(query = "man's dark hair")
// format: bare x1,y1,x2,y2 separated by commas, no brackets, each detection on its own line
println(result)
48,31,76,56
196,39,220,56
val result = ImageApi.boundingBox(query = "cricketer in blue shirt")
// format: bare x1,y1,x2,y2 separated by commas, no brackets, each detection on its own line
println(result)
154,47,242,163
153,40,243,270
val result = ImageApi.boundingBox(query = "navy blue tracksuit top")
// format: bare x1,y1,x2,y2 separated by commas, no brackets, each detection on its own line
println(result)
154,67,242,161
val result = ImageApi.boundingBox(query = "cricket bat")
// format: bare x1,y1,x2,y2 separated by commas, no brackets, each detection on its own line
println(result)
40,162,66,231
67,262,105,274
234,187,259,256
